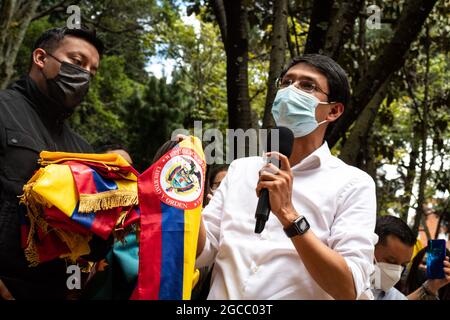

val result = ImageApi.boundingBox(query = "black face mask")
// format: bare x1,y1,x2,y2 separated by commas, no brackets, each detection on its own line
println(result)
42,53,91,110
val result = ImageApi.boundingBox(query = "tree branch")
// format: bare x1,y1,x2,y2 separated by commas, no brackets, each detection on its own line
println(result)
403,67,424,122
32,0,79,21
326,0,439,148
304,0,334,54
210,0,227,46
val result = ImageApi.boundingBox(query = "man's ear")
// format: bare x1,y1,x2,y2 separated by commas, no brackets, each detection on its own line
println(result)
32,48,47,69
326,102,344,123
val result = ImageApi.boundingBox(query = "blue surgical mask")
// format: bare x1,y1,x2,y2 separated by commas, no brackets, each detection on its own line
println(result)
272,85,328,138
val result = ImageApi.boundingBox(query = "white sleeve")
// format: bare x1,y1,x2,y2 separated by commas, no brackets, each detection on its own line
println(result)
195,162,234,268
327,173,378,300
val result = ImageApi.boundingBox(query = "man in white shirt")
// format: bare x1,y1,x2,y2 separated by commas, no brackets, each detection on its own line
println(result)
196,54,378,300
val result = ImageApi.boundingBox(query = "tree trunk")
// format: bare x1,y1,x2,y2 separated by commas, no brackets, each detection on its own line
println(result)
222,0,252,131
434,199,449,239
412,26,431,238
339,79,388,167
421,217,432,242
0,0,42,89
210,0,227,44
262,0,288,129
357,1,368,79
304,0,364,61
322,0,365,60
326,0,439,148
304,0,334,54
400,129,419,222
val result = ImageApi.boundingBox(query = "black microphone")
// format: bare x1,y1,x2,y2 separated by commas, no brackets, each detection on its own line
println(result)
255,126,294,234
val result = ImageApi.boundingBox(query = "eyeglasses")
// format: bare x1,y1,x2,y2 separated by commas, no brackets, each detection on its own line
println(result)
276,78,330,98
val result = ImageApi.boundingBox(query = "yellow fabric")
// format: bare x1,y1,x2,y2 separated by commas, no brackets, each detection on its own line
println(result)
20,151,139,266
39,151,137,181
29,153,138,216
191,269,200,289
412,238,424,259
183,206,202,299
407,238,425,271
179,136,205,300
32,164,78,216
39,151,132,167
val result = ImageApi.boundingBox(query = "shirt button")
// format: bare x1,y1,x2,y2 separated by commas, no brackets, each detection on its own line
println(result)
10,138,18,144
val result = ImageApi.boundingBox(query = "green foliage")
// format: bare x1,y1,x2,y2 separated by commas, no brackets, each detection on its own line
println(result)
150,11,228,131
126,75,192,171
13,18,53,79
69,55,143,147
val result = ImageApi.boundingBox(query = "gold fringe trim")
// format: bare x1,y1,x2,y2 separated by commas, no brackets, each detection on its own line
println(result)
20,182,51,267
19,175,137,266
57,230,92,263
20,181,92,267
78,190,138,213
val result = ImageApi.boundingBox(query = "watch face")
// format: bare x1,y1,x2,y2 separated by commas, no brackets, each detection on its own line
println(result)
298,219,308,231
284,216,309,238
294,216,309,234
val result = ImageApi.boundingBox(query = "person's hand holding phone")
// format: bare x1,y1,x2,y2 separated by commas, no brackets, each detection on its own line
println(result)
424,256,450,295
424,239,450,295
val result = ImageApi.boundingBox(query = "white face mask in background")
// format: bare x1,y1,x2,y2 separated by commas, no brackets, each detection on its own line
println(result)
372,262,403,292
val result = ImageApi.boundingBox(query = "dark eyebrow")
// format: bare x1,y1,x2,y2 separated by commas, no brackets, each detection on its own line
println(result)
282,74,319,83
68,51,87,59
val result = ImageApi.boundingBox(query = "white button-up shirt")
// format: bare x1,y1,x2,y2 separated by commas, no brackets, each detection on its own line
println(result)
196,142,378,300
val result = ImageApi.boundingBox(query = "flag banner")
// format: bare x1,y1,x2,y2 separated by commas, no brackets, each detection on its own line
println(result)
20,152,138,266
132,136,205,300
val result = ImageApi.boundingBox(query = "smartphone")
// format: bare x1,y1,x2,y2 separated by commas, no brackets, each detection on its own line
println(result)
426,239,446,279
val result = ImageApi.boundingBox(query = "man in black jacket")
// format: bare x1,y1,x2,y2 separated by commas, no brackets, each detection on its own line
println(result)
0,27,106,299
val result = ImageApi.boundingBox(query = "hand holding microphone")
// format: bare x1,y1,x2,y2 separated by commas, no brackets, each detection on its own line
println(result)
254,127,294,233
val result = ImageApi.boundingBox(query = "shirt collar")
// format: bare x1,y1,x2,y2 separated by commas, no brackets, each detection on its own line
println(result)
291,141,332,171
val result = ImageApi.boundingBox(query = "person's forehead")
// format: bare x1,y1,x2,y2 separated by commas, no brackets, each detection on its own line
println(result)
53,36,100,63
384,235,413,262
285,63,328,86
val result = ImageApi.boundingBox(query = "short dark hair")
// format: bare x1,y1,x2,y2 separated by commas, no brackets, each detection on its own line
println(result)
151,140,179,164
375,215,416,247
32,26,104,59
279,54,350,107
96,143,130,154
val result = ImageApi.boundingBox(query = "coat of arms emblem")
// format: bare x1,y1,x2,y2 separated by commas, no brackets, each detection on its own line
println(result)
153,146,205,209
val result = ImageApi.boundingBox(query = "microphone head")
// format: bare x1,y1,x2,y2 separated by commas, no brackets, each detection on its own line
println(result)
266,126,294,158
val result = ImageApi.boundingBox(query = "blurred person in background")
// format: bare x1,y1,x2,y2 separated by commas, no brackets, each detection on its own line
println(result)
372,216,450,300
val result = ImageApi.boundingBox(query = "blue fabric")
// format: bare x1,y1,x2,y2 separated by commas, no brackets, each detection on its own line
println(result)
84,232,139,300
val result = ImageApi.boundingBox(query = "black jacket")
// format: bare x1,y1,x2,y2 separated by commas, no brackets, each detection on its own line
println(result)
0,76,97,299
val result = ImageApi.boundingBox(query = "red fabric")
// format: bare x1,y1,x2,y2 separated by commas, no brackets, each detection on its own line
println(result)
44,207,91,235
132,162,162,300
91,208,121,240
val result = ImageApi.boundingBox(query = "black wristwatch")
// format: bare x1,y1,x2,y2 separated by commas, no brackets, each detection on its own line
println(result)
283,215,310,238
